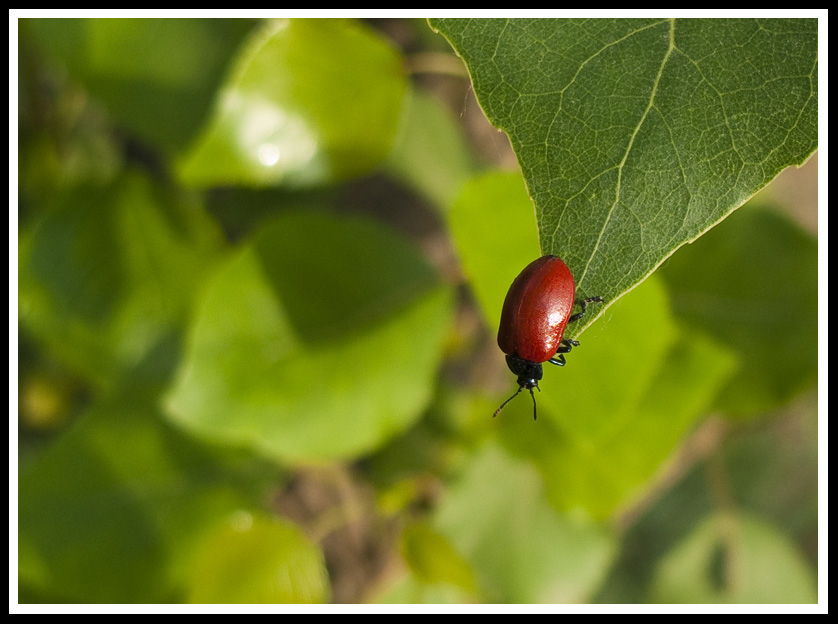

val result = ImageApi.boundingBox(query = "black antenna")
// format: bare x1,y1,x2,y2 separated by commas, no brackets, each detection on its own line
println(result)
493,385,539,420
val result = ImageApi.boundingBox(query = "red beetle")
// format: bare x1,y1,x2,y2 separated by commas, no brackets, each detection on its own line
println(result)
494,255,602,420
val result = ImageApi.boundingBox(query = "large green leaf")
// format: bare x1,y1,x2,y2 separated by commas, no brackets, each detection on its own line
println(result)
164,210,454,463
178,19,407,188
430,18,817,329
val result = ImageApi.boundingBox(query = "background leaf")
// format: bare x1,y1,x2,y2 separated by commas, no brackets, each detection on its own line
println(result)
650,511,817,603
399,522,478,594
385,87,479,210
448,171,542,335
18,398,275,603
659,202,818,416
186,512,329,604
178,19,407,188
23,18,254,155
18,172,223,390
433,443,615,603
164,210,454,463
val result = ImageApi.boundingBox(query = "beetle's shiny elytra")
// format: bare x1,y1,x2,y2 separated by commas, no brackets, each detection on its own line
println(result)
494,255,602,420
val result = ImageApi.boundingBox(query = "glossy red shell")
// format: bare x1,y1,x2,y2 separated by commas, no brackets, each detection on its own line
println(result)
497,255,577,364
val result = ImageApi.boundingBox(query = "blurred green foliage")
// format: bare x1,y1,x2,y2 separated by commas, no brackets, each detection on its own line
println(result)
16,18,818,605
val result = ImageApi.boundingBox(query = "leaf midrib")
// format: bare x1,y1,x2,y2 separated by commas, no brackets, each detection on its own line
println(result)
576,18,676,292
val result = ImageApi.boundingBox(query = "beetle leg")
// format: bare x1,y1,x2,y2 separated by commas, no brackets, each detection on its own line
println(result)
549,339,582,366
568,296,604,323
555,339,579,353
